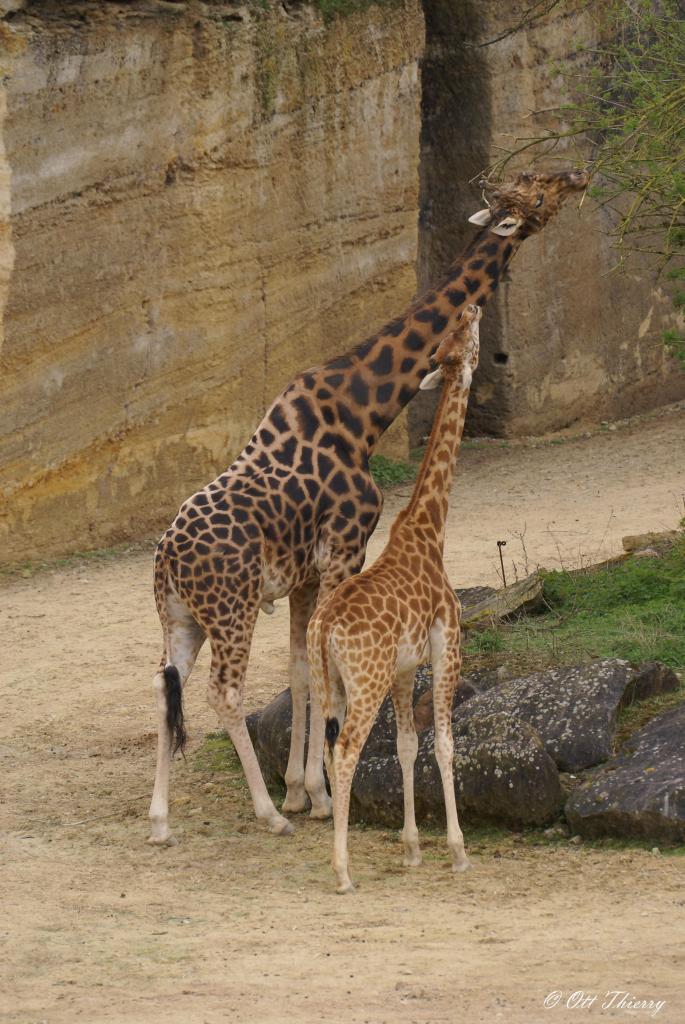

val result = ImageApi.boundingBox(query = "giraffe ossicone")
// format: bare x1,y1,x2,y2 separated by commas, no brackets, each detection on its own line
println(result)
146,169,588,847
307,306,482,894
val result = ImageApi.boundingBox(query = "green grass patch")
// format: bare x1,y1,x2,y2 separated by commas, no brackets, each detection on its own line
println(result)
193,731,285,802
369,454,417,489
465,538,685,676
193,731,243,777
615,686,685,747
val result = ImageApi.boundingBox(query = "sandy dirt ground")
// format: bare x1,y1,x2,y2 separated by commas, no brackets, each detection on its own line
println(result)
2,408,685,1024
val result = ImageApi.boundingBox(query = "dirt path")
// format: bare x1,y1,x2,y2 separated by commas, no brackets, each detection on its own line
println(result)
2,410,685,1024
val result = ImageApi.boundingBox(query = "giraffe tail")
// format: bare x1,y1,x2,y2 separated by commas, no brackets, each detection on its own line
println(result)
164,665,187,755
153,545,187,755
318,617,342,750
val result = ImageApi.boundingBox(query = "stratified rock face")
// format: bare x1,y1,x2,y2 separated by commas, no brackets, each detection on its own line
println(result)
0,1,423,564
566,705,685,842
0,82,12,358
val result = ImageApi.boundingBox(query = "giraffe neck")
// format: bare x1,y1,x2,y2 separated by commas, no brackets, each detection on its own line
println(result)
402,370,472,550
343,229,518,450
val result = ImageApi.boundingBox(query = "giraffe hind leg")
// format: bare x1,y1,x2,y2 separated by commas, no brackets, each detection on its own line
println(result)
207,636,294,836
283,582,319,814
430,613,470,873
330,669,392,894
148,591,205,846
203,572,294,836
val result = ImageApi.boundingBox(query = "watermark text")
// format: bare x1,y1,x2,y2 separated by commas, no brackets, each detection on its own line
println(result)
543,990,665,1017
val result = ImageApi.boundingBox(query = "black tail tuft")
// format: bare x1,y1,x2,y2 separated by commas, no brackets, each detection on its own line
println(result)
164,665,187,755
325,717,340,749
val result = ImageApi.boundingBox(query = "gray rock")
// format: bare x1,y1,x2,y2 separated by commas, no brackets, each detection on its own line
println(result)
460,572,544,629
251,688,305,785
243,659,679,833
632,547,660,559
466,665,513,692
247,659,673,775
245,709,261,747
447,712,563,827
565,704,685,842
622,529,680,553
456,584,497,617
456,659,672,772
349,751,404,826
358,663,505,757
623,661,680,703
350,712,562,828
411,665,510,732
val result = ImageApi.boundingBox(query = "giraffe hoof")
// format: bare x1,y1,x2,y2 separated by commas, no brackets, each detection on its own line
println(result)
309,797,333,820
452,857,472,874
402,852,422,868
336,880,356,895
147,834,178,848
282,792,309,814
270,815,295,836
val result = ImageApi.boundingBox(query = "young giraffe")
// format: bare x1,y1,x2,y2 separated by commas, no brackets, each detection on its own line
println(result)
307,305,482,894
148,169,588,845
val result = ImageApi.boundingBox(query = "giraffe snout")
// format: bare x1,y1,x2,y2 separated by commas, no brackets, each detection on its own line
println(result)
566,168,590,189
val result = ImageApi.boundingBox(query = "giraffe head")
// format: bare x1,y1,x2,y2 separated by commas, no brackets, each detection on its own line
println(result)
468,168,589,237
420,304,481,391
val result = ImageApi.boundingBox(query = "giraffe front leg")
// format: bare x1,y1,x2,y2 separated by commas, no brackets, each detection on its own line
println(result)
282,647,309,814
306,688,332,818
430,614,470,873
283,583,319,814
434,723,469,872
392,674,421,868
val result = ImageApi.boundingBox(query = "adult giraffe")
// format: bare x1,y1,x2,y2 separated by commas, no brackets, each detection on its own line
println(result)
148,168,588,845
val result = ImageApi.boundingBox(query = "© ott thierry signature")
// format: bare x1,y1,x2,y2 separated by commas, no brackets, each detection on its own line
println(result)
543,990,666,1017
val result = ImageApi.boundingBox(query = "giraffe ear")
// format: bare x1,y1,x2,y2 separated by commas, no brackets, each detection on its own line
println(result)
419,367,443,391
490,215,523,236
468,208,492,226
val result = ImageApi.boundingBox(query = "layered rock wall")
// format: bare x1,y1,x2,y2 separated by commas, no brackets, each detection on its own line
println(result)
2,0,683,565
0,0,424,563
